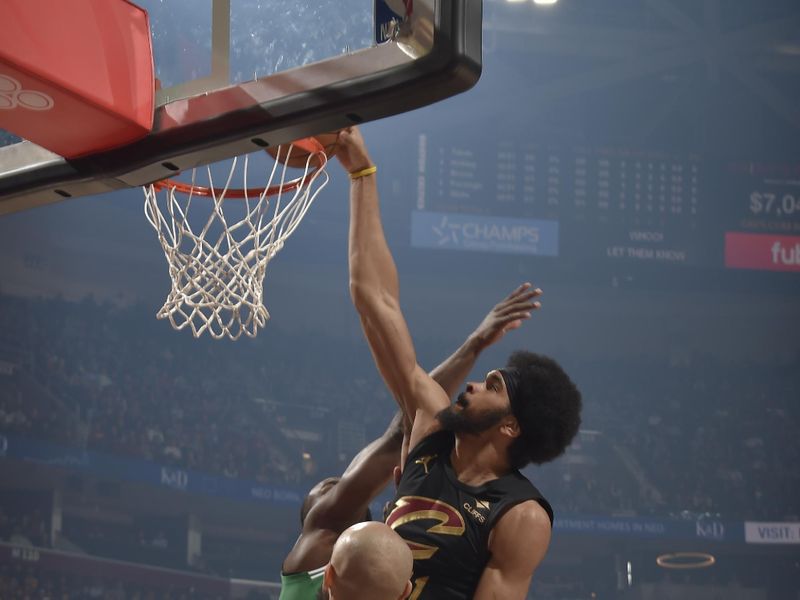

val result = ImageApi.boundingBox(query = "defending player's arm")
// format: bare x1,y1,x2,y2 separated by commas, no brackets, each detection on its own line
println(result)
429,283,541,399
473,501,552,600
419,285,541,465
309,411,404,528
282,413,404,574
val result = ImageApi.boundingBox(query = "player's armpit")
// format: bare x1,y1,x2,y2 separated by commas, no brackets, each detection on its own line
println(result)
473,500,552,600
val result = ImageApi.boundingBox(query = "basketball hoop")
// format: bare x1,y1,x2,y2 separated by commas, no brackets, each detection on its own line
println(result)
143,138,329,340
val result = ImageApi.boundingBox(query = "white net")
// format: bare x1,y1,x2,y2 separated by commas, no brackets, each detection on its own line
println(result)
143,146,329,340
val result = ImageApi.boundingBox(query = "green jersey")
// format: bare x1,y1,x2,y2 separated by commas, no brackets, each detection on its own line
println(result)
279,565,326,600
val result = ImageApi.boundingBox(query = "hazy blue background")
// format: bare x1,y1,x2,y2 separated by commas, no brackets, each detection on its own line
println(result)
0,1,798,598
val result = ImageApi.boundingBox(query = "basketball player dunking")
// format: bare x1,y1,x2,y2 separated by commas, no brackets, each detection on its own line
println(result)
339,127,583,599
281,273,547,600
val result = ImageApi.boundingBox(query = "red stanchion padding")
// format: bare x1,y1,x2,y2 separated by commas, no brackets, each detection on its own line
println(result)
0,0,154,158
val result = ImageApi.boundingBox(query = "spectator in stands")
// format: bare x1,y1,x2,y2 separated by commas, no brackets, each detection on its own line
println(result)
1,292,797,524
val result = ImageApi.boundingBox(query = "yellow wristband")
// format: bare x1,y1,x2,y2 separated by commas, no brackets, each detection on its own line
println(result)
349,165,377,180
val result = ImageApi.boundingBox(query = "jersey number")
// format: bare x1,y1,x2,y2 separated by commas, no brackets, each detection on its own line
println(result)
409,576,429,600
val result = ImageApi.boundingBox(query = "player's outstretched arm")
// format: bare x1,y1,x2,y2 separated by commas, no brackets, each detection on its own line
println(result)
473,501,552,600
429,283,542,400
403,283,542,458
339,127,450,436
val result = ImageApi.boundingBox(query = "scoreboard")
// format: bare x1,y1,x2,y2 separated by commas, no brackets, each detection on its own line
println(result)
410,132,800,273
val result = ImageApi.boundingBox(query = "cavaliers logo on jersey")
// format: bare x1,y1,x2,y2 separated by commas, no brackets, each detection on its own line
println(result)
386,496,466,559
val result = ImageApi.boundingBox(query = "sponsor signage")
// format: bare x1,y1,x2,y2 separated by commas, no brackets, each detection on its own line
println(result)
555,516,679,539
695,518,726,541
554,515,738,542
412,210,559,256
725,232,800,272
0,433,302,507
745,521,800,544
0,432,774,546
160,467,189,491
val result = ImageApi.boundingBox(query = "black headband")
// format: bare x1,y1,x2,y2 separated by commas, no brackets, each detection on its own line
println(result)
499,367,522,411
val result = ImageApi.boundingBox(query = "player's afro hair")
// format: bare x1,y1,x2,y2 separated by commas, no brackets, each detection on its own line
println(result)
505,351,582,469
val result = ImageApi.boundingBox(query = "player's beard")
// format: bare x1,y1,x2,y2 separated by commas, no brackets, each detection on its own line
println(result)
436,403,510,435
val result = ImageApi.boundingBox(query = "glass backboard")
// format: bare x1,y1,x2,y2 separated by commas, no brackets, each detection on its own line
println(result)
0,0,482,214
143,0,378,103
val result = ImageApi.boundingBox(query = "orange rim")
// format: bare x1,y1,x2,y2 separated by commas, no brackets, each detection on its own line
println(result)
150,137,326,199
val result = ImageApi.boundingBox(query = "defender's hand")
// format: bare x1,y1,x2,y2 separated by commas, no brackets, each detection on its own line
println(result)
336,126,374,174
472,283,541,350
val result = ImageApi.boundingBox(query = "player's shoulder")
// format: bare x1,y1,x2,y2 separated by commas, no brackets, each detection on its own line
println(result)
504,498,552,525
281,528,339,576
485,499,553,580
490,500,552,554
484,469,553,525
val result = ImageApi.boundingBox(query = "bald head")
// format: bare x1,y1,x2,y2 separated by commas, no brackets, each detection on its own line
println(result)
324,522,413,600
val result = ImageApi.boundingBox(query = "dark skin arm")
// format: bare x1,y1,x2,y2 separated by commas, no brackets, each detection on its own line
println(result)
474,501,552,599
396,283,540,466
428,283,542,400
282,412,404,573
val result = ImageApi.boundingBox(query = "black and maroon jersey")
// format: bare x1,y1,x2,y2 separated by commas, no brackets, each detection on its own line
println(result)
385,430,553,600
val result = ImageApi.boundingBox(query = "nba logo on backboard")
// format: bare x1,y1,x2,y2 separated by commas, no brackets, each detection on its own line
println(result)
375,0,412,44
